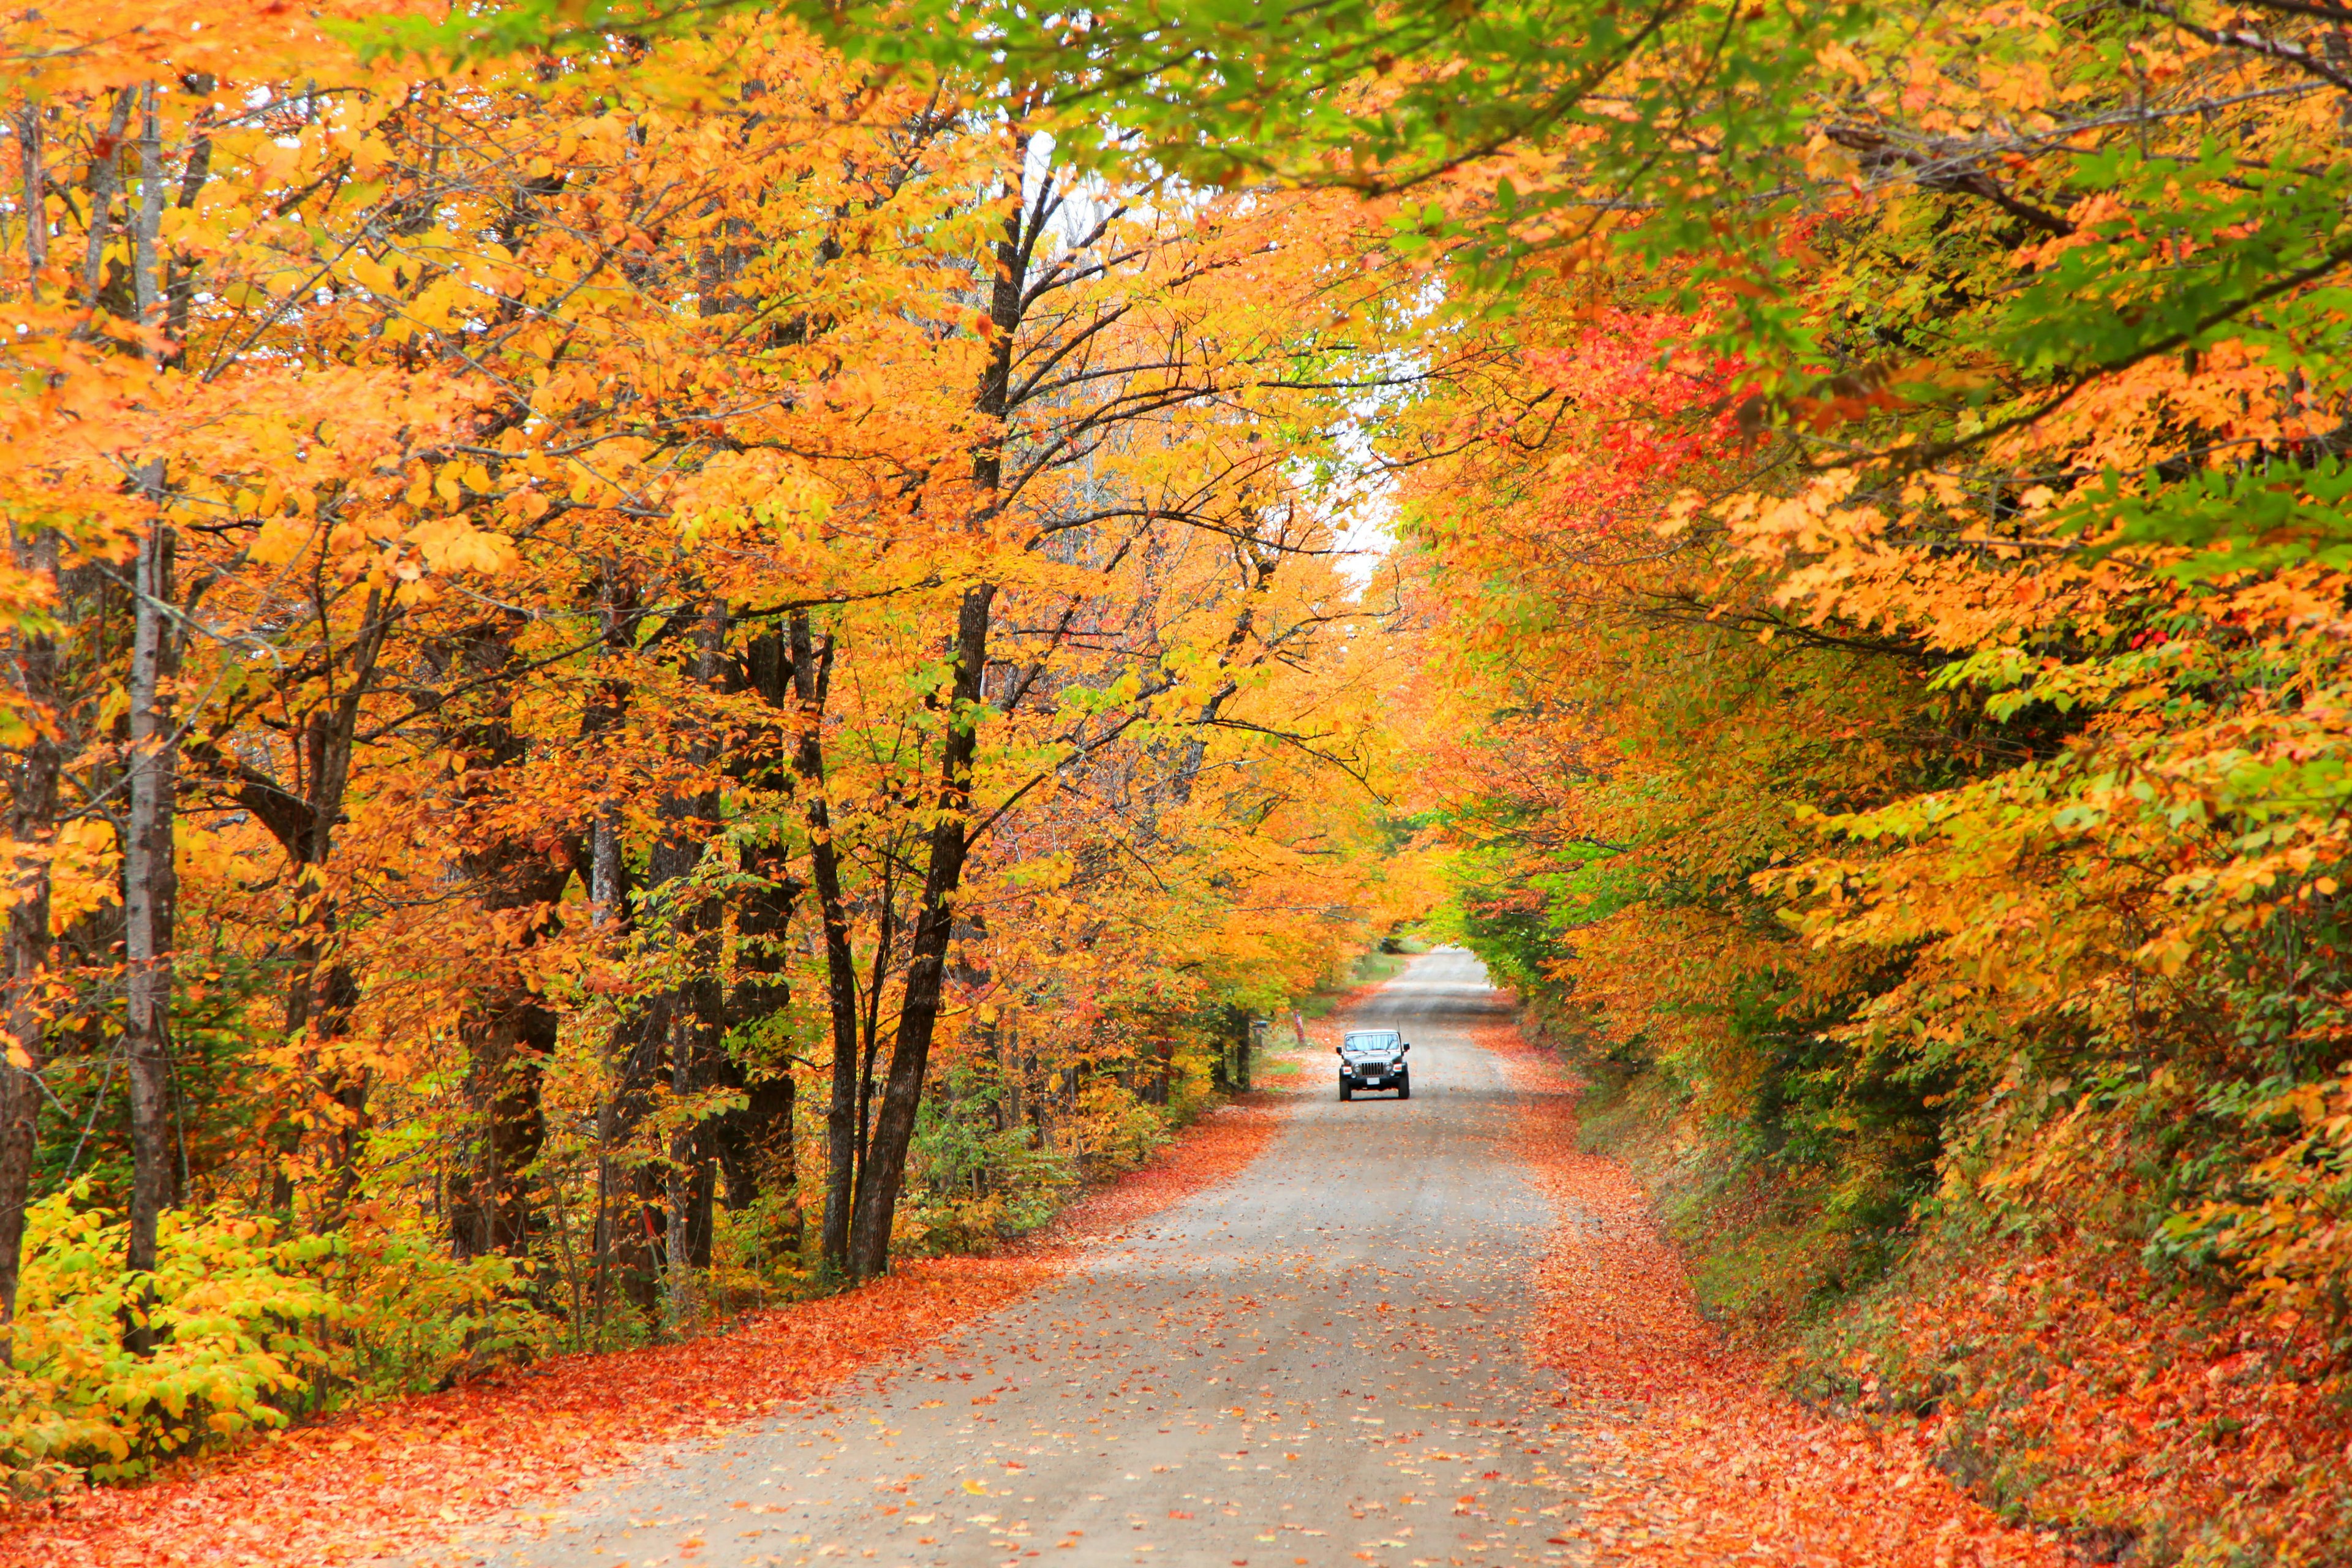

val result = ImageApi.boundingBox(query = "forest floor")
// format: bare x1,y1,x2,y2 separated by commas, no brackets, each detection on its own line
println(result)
1482,1023,2071,1567
5,952,2071,1568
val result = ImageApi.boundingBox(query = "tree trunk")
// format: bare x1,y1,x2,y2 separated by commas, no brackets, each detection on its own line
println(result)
665,606,728,1316
791,614,864,1277
162,88,214,363
591,598,726,1317
13,106,45,282
121,503,179,1355
437,617,573,1263
839,154,1033,1281
715,630,809,1265
118,93,180,1346
845,584,993,1280
448,873,565,1262
1000,1027,1023,1133
853,875,893,1215
590,805,625,923
0,524,59,1360
130,85,162,335
666,893,725,1283
285,589,395,1222
597,985,676,1316
581,568,640,1313
586,563,637,930
78,90,129,307
210,588,400,1219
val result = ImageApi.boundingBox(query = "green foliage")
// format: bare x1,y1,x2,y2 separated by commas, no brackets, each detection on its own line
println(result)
6,1186,345,1482
907,1068,1082,1251
325,1231,556,1400
31,952,280,1210
1430,823,1577,1001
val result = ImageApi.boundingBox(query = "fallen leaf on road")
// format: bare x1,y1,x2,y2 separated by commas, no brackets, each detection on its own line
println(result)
1,1096,1284,1568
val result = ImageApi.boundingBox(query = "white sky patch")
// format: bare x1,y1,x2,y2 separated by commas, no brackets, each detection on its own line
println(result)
1322,428,1399,591
1310,350,1423,592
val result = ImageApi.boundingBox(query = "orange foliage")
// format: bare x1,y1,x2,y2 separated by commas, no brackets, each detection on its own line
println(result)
0,0,1416,1488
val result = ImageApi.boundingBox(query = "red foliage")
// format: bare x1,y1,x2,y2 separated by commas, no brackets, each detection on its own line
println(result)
1515,316,1742,540
1828,1231,2352,1560
1480,1019,2070,1566
0,1094,1287,1568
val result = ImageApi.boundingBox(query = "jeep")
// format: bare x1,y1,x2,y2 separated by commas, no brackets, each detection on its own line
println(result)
1336,1030,1411,1100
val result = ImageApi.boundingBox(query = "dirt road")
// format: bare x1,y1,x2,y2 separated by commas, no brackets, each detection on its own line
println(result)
492,949,1586,1568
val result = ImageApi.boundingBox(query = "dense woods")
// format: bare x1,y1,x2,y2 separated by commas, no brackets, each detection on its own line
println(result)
1334,3,2352,1559
10,0,2352,1560
0,0,1427,1488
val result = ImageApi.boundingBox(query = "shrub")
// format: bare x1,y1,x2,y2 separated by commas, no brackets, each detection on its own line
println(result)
5,1183,344,1483
1,1183,554,1491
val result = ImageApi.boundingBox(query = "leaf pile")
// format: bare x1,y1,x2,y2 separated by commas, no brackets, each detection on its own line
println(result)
1483,1020,2070,1567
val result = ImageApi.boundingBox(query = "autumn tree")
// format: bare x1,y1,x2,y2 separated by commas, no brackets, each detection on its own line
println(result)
0,5,1417,1475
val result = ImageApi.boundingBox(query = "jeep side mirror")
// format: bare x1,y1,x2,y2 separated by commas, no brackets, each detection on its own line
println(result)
1402,1042,1411,1052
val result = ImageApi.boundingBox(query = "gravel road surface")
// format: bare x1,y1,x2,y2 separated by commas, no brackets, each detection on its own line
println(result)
490,949,1586,1568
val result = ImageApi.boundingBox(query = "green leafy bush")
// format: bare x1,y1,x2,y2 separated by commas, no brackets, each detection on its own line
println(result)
6,1183,344,1482
324,1226,554,1398
1,1184,553,1490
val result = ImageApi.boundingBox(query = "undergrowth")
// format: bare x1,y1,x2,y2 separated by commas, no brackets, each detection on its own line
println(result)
1545,1005,2352,1566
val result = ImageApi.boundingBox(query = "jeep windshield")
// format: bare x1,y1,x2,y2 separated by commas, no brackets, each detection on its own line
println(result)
1344,1034,1400,1054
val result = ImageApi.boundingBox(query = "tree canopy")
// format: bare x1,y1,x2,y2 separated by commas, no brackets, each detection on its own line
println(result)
7,0,2352,1555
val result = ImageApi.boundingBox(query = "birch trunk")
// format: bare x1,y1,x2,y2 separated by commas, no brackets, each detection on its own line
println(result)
132,85,162,337
118,78,182,1347
121,499,179,1354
